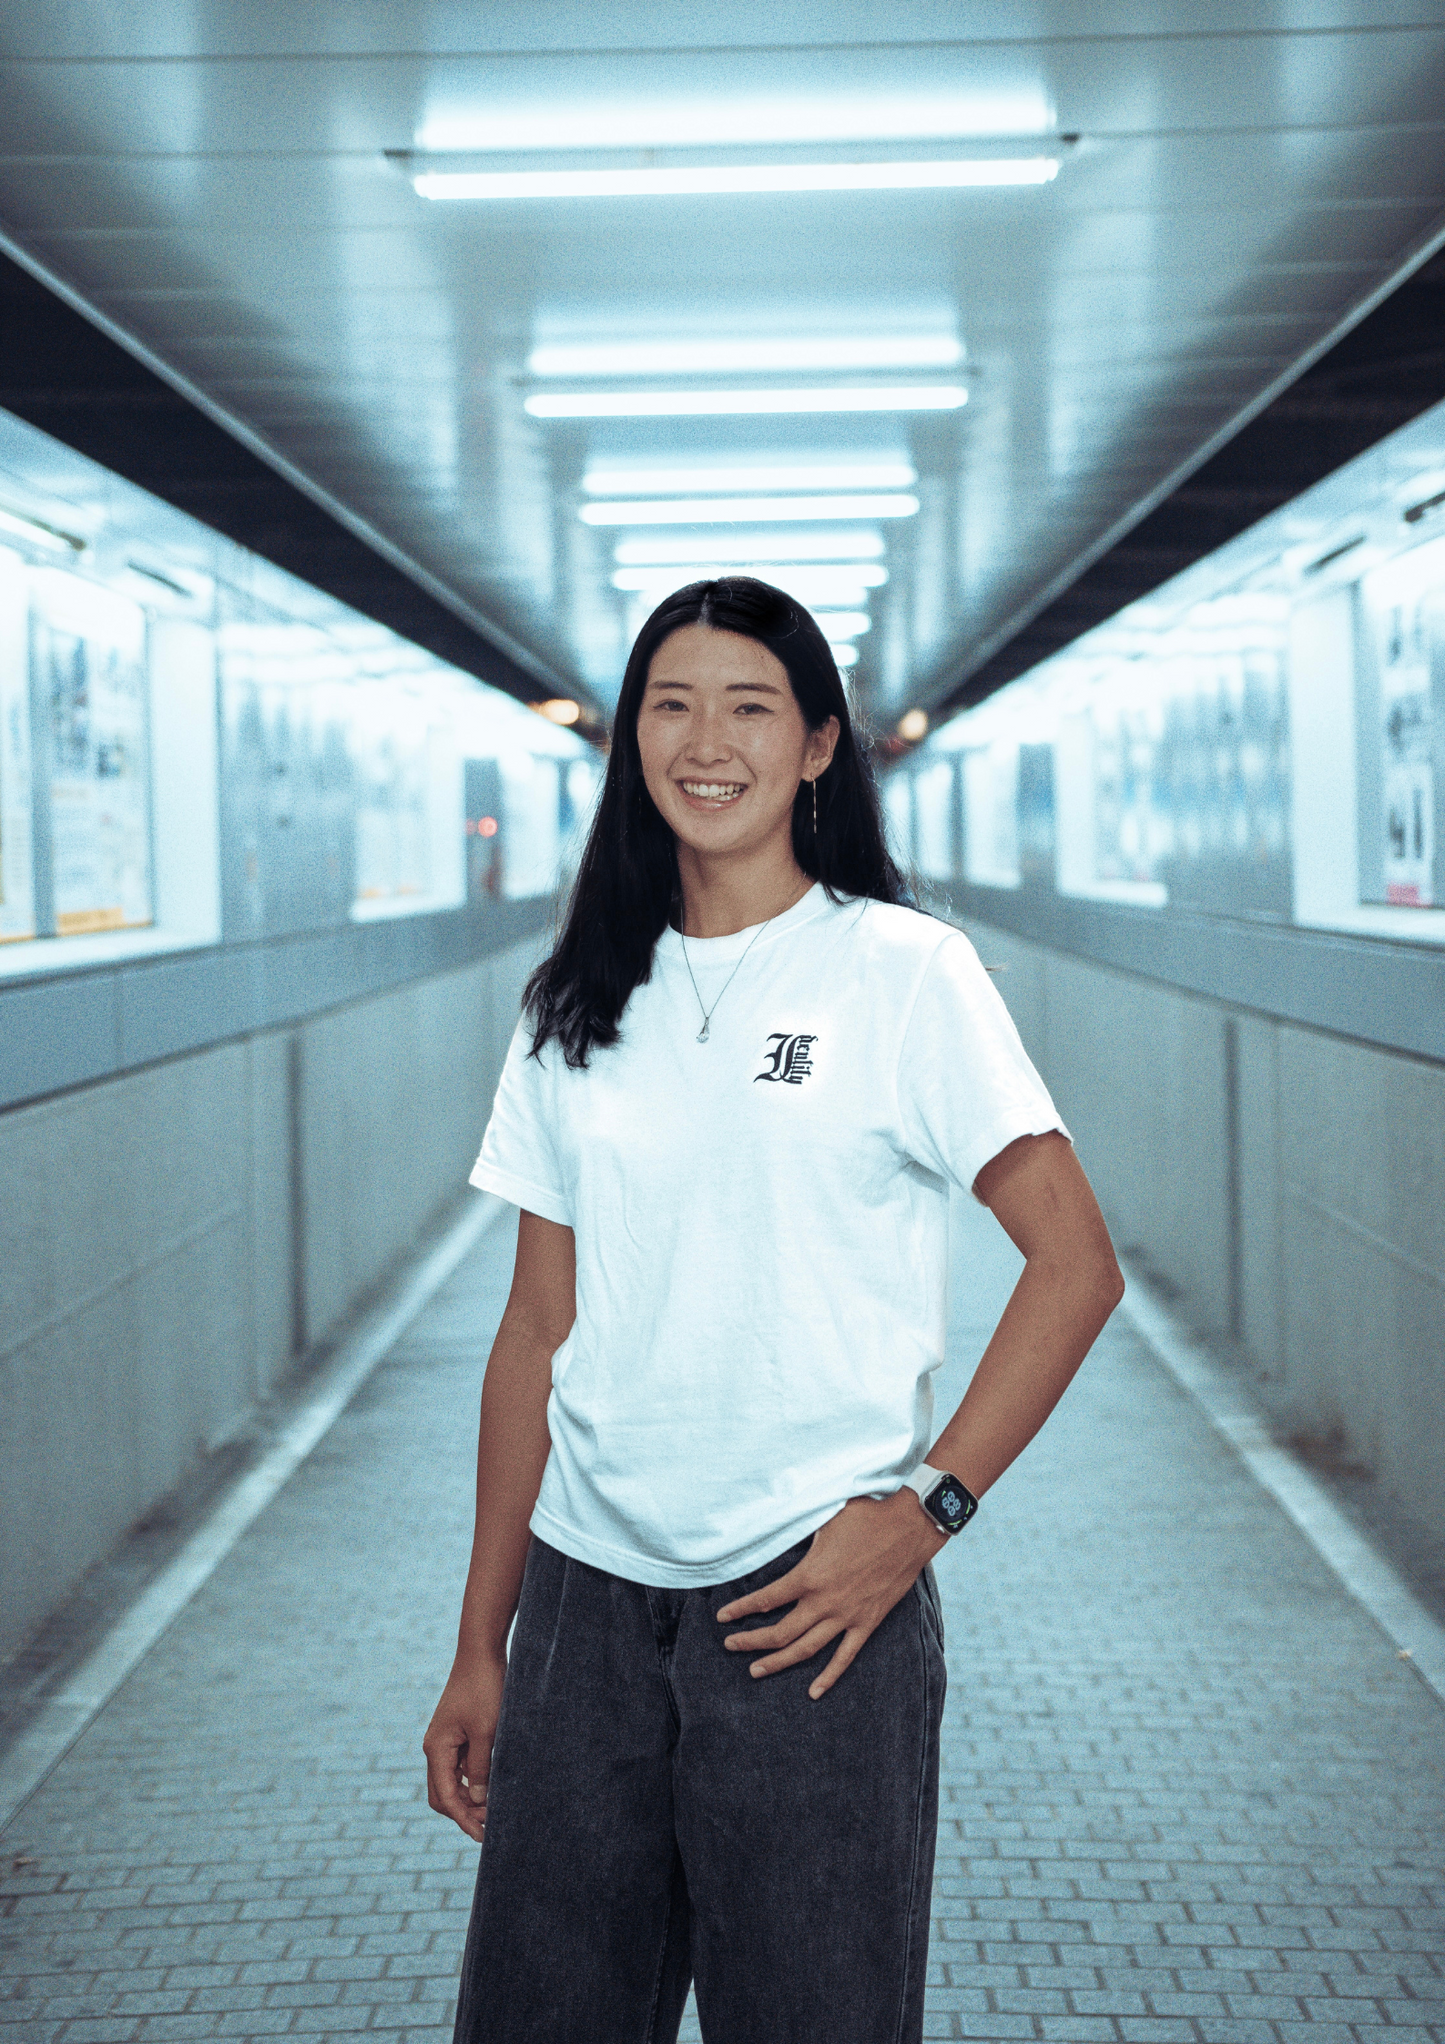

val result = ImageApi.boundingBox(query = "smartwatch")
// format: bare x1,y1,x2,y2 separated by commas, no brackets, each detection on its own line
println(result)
904,1464,979,1537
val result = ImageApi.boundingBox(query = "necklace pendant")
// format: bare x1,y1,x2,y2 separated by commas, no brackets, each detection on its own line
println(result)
696,1019,710,1043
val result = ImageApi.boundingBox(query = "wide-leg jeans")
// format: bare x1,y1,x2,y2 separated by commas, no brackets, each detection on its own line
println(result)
452,1532,947,2044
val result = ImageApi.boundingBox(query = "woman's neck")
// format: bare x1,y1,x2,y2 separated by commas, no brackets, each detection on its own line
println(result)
675,844,814,939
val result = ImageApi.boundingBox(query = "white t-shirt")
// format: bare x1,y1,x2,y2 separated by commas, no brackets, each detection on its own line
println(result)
471,883,1067,1587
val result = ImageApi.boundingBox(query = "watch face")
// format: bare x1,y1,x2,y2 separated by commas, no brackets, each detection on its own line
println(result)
927,1474,978,1534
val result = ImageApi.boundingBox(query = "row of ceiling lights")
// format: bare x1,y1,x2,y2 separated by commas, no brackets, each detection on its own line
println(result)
404,129,1062,735
402,138,1060,730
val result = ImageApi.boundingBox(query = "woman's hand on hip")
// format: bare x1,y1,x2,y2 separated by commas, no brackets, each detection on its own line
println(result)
716,1491,946,1700
422,1650,507,1842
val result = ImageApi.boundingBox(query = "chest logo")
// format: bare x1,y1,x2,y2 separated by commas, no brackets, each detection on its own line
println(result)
754,1033,817,1085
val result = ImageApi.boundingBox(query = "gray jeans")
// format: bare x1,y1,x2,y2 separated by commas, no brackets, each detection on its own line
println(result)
452,1533,947,2043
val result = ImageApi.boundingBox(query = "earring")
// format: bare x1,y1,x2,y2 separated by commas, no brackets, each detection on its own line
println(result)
811,777,818,835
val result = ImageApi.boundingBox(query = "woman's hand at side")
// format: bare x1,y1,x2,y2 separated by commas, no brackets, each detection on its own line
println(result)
423,1651,508,1843
719,1129,1123,1702
422,1208,573,1838
717,1490,945,1701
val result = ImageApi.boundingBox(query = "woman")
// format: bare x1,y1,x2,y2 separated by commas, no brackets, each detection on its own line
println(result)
424,576,1123,2044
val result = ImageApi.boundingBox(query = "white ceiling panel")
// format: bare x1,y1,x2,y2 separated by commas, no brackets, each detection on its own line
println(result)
0,4,1443,711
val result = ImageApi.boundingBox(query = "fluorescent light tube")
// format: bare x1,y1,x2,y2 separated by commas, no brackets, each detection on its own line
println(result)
615,533,885,566
830,643,861,667
613,564,888,598
417,96,1057,155
528,386,966,419
532,336,960,377
414,159,1058,201
813,611,872,637
583,461,918,495
583,494,917,528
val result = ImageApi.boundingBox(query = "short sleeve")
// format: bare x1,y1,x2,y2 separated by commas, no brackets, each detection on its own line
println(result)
897,933,1070,1200
469,1017,574,1227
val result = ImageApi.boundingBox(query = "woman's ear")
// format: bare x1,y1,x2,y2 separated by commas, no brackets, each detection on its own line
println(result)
808,715,841,778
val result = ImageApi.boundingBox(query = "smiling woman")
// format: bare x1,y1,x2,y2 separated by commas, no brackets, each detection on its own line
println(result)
423,575,1125,2044
523,576,907,1065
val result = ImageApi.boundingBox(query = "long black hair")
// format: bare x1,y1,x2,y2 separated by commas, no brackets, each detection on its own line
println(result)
525,575,911,1067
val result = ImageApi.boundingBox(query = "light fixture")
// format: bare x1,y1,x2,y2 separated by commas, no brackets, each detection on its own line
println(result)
416,98,1060,156
1304,535,1366,575
527,386,966,419
897,708,930,742
1404,485,1445,526
615,533,884,566
583,460,917,496
532,336,960,378
125,559,193,599
0,502,87,554
582,493,917,528
411,158,1059,202
535,697,582,725
830,643,861,668
813,611,872,637
613,564,888,602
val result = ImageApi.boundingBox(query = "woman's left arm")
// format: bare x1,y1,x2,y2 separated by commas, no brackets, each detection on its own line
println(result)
718,1130,1124,1696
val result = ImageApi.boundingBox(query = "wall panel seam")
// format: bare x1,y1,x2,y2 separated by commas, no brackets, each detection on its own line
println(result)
0,1204,245,1366
1288,1187,1445,1294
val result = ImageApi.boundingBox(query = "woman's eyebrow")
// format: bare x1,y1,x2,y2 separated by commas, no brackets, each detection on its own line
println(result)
724,680,783,694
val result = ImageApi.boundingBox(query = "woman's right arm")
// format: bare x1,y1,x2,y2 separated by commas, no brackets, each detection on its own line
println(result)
422,1208,575,1840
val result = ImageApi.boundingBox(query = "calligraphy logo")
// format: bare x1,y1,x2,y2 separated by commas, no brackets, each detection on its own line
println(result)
754,1033,817,1085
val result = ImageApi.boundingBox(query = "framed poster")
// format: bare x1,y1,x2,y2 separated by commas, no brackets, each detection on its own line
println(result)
31,571,152,936
1358,538,1444,908
0,548,35,942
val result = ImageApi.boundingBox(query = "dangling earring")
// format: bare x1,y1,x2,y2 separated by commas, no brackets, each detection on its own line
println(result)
811,777,818,835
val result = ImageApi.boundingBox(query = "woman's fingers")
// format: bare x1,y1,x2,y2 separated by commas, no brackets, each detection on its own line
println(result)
715,1566,806,1623
745,1615,841,1677
807,1627,867,1700
722,1605,812,1652
422,1716,490,1840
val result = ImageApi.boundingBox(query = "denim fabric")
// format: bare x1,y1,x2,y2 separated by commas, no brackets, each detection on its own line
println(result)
453,1534,947,2044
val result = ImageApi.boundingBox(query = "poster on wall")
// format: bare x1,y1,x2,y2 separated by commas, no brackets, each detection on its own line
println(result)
353,691,432,907
1360,537,1444,907
0,548,35,941
961,742,1020,888
218,610,356,942
31,571,152,935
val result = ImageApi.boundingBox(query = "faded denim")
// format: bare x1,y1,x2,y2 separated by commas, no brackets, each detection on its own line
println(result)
453,1533,947,2044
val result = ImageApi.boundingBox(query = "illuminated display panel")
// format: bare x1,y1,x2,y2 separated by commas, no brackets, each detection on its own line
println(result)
0,405,597,981
904,395,1445,947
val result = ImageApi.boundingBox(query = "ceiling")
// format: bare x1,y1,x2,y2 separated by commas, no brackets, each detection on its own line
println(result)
1,3,1444,728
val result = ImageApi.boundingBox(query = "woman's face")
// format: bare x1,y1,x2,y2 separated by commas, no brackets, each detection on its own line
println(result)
636,624,838,863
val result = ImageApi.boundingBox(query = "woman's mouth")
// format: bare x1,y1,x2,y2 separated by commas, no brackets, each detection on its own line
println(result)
679,780,747,807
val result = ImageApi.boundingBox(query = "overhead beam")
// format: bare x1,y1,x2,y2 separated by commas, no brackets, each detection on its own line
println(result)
934,233,1445,719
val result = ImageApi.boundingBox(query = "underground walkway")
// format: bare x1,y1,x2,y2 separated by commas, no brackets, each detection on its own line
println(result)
2,1198,1443,2044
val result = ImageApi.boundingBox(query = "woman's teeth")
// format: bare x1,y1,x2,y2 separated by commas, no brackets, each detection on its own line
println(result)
682,781,745,802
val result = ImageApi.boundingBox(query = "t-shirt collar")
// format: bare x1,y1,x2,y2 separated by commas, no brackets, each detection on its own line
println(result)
655,880,833,965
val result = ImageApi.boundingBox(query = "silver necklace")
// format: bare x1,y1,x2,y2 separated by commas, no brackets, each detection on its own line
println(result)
679,914,775,1043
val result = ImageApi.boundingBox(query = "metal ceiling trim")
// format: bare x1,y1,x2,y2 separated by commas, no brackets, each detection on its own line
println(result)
0,219,585,710
927,202,1445,714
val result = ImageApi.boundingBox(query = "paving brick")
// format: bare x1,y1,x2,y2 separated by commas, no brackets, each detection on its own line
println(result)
1,1212,1441,2044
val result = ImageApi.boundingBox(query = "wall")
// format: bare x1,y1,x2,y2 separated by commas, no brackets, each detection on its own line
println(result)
967,916,1445,1546
0,931,539,1665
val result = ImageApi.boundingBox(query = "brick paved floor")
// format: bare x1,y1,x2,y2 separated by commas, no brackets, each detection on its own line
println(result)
2,1198,1442,2043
